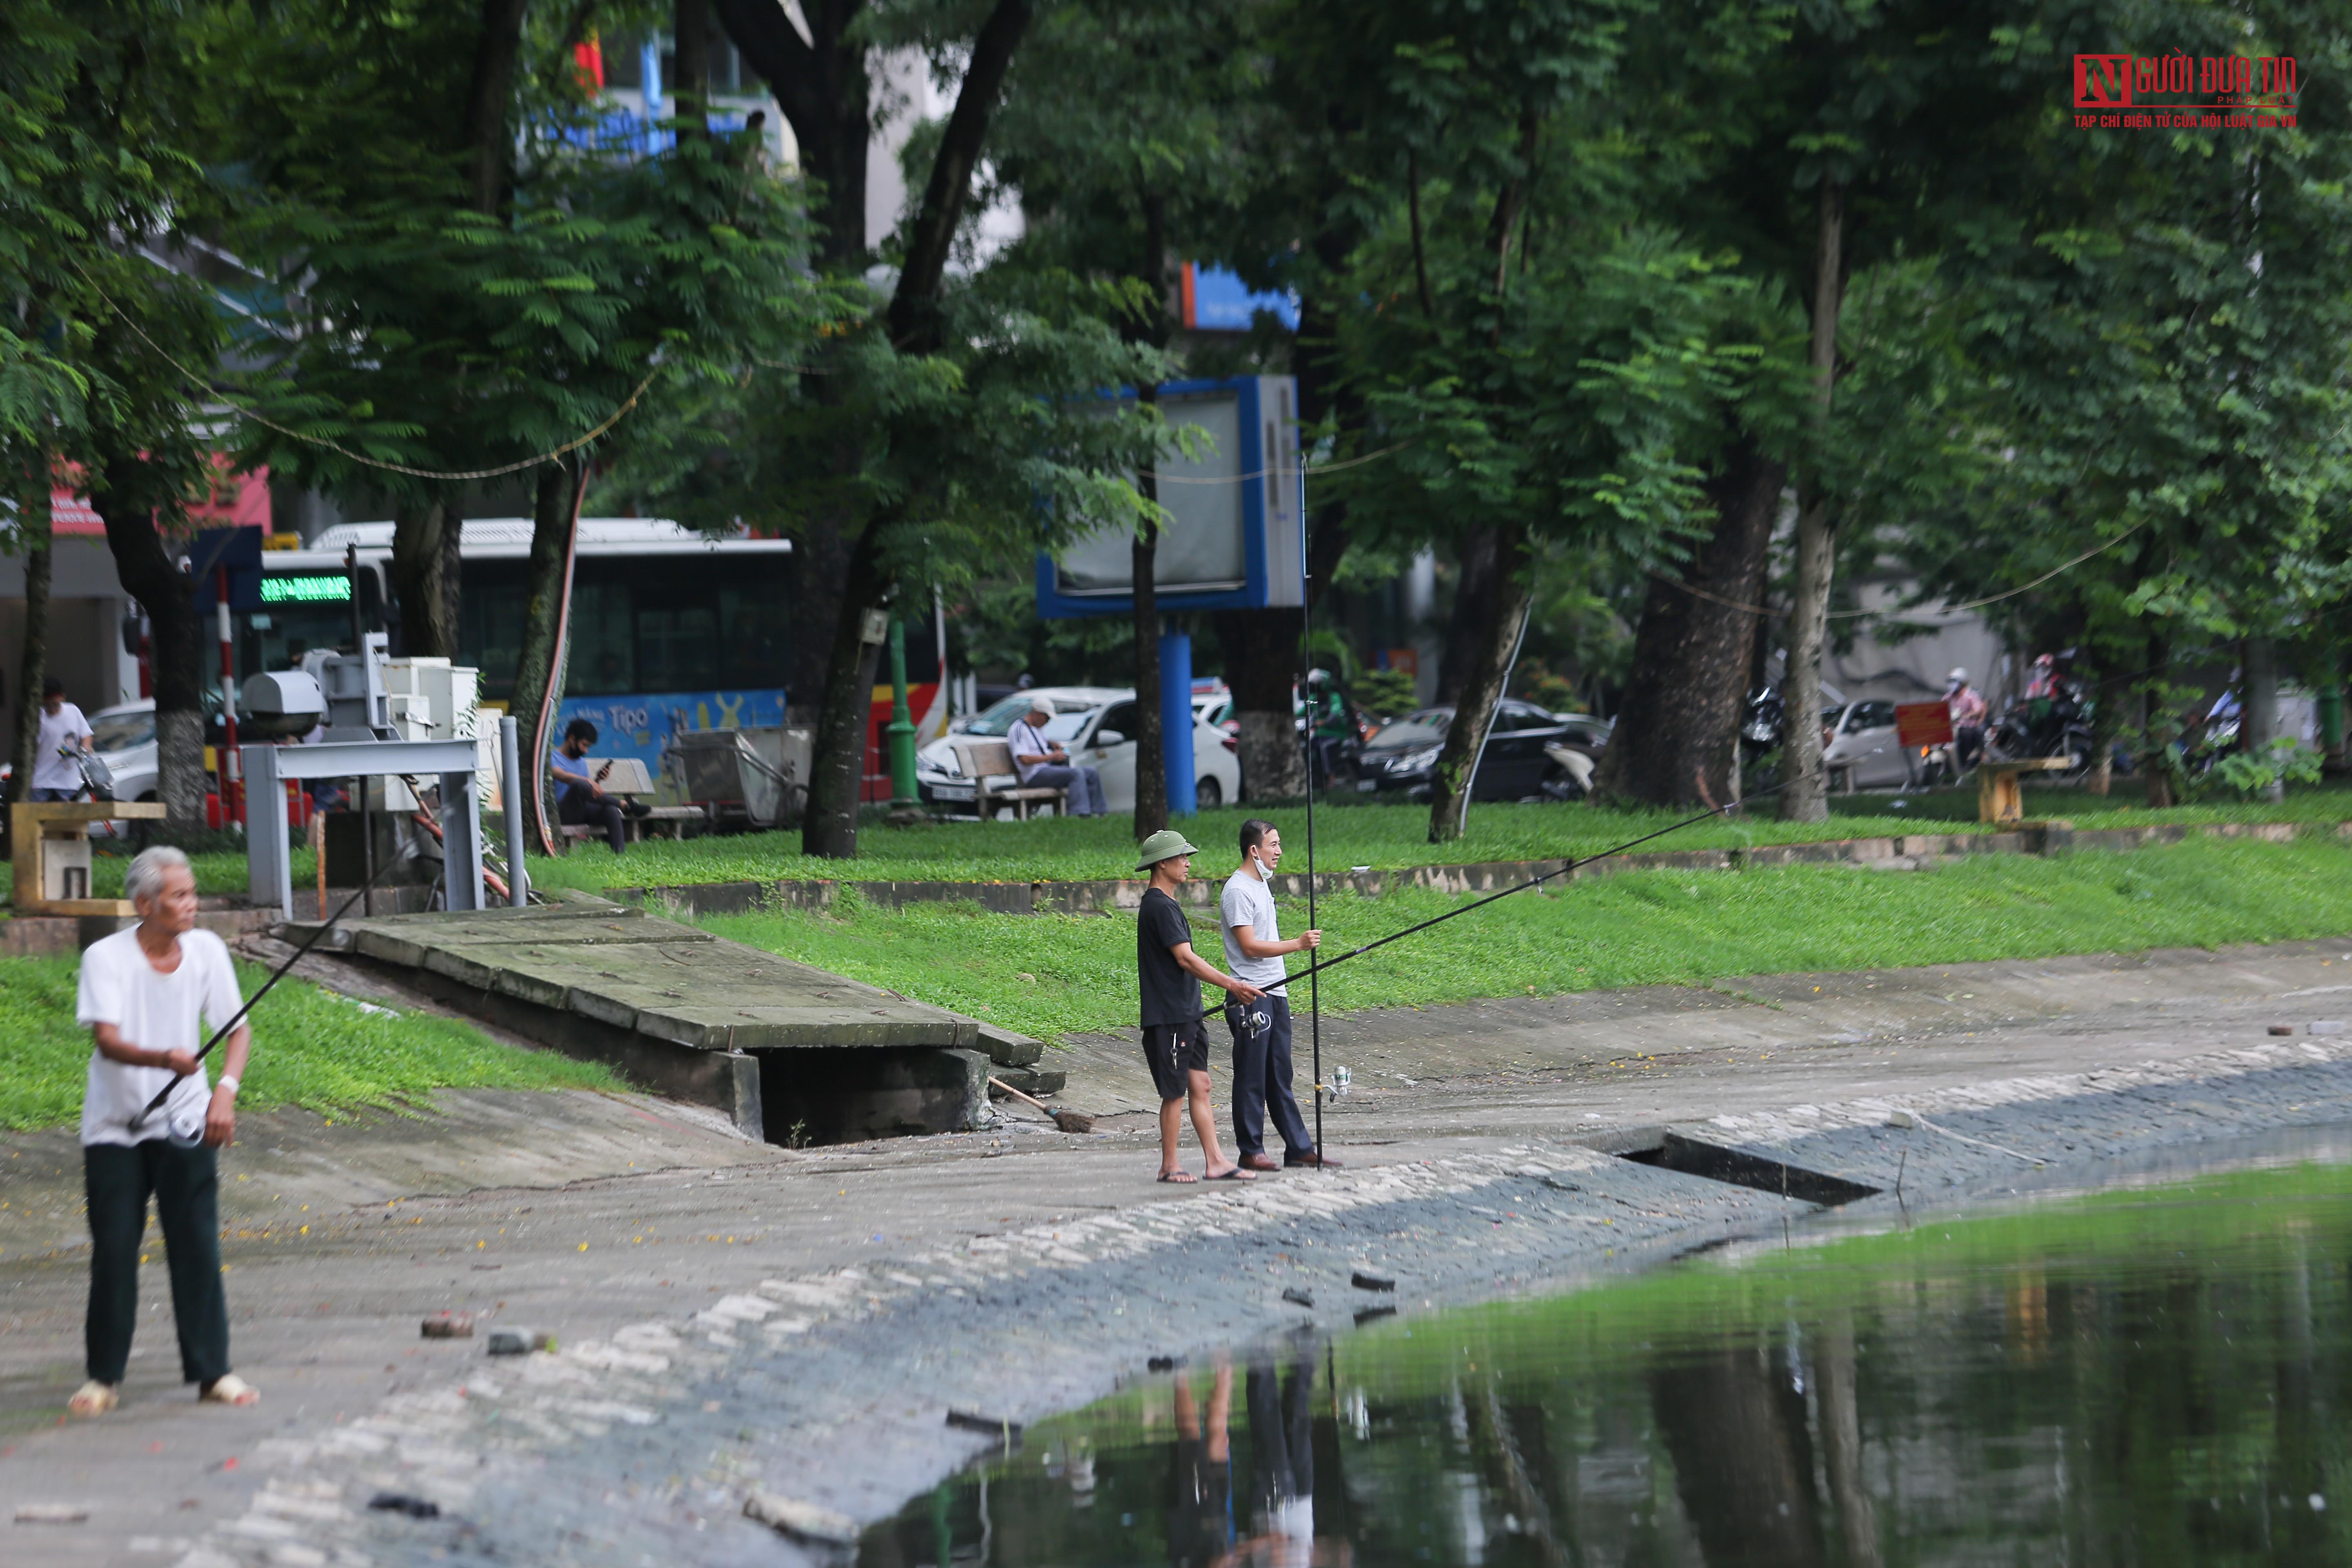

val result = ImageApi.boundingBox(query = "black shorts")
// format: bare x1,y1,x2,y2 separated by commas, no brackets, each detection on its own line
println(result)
1141,1021,1209,1102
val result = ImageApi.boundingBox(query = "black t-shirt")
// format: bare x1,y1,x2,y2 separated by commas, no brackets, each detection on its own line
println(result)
1137,886,1203,1027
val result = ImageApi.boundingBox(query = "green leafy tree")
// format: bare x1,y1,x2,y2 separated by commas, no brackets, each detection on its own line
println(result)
1,0,227,826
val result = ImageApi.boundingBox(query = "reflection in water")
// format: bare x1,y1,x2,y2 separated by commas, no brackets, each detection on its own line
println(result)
864,1161,2352,1566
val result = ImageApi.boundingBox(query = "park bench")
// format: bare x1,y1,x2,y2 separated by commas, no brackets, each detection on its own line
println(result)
1977,755,2075,824
948,738,1068,820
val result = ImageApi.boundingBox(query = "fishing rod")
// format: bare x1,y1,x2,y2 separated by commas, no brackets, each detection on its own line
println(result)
1201,771,1812,1029
128,850,403,1138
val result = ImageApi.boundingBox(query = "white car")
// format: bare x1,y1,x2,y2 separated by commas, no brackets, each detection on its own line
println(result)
918,686,1242,816
1822,699,1911,789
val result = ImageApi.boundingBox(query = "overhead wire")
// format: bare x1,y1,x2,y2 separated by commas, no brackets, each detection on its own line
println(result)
1644,521,2146,622
69,256,663,482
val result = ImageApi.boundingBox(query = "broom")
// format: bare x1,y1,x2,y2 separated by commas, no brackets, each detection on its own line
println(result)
988,1076,1094,1134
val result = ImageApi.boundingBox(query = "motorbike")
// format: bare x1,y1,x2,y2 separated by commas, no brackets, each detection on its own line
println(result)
1988,677,2095,777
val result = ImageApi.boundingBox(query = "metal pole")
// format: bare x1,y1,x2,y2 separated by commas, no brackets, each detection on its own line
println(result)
499,715,528,906
216,568,241,829
886,616,919,807
1299,430,1322,1163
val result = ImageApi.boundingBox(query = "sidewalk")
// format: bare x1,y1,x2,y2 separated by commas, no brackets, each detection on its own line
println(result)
3,937,2350,1564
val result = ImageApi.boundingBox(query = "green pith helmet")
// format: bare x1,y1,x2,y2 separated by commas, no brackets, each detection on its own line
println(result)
1135,828,1201,871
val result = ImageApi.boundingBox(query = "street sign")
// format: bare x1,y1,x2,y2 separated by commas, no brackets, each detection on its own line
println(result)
1895,701,1955,749
1036,375,1303,617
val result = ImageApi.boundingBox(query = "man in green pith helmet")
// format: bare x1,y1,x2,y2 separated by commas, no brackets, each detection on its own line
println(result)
1134,829,1263,1184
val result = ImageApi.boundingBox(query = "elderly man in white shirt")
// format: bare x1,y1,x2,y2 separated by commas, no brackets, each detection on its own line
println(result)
1007,698,1107,817
67,846,259,1417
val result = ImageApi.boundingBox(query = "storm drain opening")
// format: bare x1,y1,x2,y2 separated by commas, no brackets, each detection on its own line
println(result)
1614,1130,1881,1207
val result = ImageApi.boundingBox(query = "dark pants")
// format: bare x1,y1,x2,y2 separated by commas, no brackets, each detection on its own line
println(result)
1227,994,1312,1159
1247,1353,1315,1528
84,1139,230,1387
559,784,627,852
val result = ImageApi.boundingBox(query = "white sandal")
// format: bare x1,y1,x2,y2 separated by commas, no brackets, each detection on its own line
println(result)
67,1379,118,1417
200,1373,260,1407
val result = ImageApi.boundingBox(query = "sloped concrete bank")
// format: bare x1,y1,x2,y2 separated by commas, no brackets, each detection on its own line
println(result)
165,1032,2352,1568
619,817,2339,919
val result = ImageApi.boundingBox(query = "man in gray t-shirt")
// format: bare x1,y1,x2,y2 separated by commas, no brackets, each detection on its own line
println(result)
1218,819,1338,1169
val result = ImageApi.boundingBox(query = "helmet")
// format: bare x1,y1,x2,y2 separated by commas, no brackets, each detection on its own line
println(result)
1306,668,1334,689
1946,667,1969,686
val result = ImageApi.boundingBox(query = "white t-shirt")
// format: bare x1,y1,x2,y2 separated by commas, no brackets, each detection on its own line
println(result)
1220,864,1288,996
1006,719,1056,782
74,926,242,1147
33,701,93,791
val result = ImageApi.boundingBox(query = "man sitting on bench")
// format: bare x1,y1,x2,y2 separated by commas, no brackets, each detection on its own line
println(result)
549,718,646,852
1008,699,1107,817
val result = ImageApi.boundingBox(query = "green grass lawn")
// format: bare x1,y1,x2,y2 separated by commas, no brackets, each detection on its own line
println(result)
0,956,618,1131
521,784,2352,893
702,834,2352,1044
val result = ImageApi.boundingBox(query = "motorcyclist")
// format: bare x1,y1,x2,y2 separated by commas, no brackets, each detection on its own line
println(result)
2024,653,2059,700
1946,667,1987,769
1304,670,1352,786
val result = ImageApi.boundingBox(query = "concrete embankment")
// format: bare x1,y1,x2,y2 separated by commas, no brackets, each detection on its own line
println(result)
8,936,2342,1567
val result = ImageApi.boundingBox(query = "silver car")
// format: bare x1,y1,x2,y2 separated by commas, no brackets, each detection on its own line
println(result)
918,686,1243,816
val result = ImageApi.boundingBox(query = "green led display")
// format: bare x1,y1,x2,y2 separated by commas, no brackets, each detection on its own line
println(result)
259,575,351,604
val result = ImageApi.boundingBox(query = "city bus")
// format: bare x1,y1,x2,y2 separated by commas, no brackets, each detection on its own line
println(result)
236,519,944,804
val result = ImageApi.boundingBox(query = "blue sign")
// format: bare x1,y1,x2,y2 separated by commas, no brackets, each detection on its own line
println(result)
554,688,788,779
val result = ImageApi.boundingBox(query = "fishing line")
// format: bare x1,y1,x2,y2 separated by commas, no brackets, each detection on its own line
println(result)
128,851,405,1140
1187,772,1810,1031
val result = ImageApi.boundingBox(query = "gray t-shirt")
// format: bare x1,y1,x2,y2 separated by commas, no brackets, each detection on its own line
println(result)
1219,866,1288,996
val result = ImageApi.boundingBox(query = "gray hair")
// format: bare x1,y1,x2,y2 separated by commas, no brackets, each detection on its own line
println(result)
126,845,192,906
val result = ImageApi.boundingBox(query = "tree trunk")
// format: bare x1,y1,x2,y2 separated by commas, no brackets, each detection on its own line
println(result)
1428,524,1530,842
2140,628,2176,808
91,450,207,828
1592,436,1784,808
1434,526,1499,710
391,491,462,659
1131,519,1166,839
509,460,585,853
462,0,531,215
2243,633,2282,800
1128,195,1169,841
672,0,710,137
9,469,53,807
1779,179,1844,824
2084,676,2120,796
713,0,875,271
1215,608,1305,801
801,525,888,857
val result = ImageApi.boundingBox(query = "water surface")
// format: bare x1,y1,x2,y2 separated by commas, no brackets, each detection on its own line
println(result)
865,1158,2352,1566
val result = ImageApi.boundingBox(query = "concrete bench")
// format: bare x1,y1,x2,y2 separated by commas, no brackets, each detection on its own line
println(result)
948,739,1068,820
559,804,706,848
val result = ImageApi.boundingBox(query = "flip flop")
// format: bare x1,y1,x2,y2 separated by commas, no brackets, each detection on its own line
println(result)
1205,1167,1256,1182
200,1373,260,1407
1157,1170,1198,1184
67,1380,117,1417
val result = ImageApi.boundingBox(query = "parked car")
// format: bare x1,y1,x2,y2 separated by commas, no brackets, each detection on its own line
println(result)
1551,712,1613,758
1821,699,1910,789
1357,699,1585,801
915,685,1242,816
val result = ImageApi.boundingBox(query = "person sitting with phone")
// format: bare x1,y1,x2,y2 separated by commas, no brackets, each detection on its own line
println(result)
550,718,633,853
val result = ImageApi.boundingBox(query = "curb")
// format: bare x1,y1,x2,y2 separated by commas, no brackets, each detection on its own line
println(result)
615,818,2344,919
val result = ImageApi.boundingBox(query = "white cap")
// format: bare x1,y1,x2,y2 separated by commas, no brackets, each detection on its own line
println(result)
1947,667,1969,684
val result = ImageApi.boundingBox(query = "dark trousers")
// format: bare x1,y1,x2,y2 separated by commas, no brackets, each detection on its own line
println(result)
1227,994,1312,1158
559,784,627,852
1247,1353,1315,1524
85,1139,230,1386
